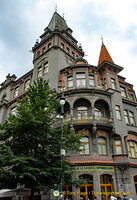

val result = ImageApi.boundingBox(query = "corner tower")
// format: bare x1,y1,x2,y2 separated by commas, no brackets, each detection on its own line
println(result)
32,11,84,91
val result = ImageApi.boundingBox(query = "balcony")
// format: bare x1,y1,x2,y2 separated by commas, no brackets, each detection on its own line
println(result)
63,115,113,127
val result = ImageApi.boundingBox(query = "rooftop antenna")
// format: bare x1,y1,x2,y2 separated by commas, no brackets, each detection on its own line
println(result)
55,5,57,12
100,34,104,45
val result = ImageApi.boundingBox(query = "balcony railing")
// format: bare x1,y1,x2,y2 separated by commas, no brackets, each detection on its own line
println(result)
63,116,113,124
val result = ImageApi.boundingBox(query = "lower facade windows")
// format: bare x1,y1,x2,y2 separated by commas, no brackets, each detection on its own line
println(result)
127,140,137,158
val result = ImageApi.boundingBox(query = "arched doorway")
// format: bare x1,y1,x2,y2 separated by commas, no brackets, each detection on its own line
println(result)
79,174,94,200
100,174,113,200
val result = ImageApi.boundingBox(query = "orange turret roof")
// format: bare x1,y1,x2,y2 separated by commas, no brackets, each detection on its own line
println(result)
98,41,114,66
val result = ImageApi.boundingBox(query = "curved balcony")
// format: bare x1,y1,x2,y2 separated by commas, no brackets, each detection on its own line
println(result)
63,115,113,127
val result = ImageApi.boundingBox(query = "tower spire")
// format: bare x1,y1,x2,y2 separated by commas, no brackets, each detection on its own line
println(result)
97,40,114,66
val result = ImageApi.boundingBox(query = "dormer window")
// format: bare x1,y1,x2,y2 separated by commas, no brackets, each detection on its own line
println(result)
120,86,127,97
76,73,86,88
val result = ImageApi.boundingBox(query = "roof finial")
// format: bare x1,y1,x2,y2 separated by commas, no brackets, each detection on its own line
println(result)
62,13,65,18
55,5,57,12
100,34,104,46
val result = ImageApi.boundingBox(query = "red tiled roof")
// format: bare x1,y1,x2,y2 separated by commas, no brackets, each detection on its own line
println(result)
98,42,114,66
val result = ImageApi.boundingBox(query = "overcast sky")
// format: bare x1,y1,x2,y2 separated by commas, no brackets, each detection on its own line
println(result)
0,0,137,93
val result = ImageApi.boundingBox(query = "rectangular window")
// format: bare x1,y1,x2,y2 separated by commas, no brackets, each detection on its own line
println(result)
120,86,127,97
89,75,95,87
14,87,19,97
130,93,134,101
37,51,40,57
115,105,122,120
61,43,64,50
48,42,51,49
111,78,116,90
72,51,75,57
129,111,135,126
37,66,42,78
76,73,86,87
128,141,137,158
124,110,130,125
44,62,48,74
67,77,73,88
42,47,46,53
115,140,123,154
66,47,70,54
24,80,30,91
11,107,17,115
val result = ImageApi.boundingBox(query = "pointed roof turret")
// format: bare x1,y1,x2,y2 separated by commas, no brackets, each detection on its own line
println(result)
98,41,114,66
47,12,70,32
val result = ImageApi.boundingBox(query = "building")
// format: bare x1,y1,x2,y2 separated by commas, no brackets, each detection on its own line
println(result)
0,11,137,200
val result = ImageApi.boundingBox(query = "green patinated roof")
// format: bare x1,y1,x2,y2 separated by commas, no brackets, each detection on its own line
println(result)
47,12,69,31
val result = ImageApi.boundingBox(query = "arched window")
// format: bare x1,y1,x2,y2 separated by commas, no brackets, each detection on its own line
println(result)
100,174,113,200
127,140,137,158
98,137,107,155
134,175,137,194
94,107,104,117
79,174,93,200
77,106,88,119
80,137,90,155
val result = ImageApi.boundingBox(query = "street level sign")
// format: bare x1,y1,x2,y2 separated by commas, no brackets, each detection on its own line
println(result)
53,190,59,197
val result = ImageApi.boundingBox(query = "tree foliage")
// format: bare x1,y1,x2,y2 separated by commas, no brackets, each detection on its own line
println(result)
0,78,82,192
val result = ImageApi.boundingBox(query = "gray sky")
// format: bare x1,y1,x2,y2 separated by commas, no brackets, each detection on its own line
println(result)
0,0,137,93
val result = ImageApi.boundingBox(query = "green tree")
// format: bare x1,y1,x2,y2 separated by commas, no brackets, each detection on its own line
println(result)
0,78,82,198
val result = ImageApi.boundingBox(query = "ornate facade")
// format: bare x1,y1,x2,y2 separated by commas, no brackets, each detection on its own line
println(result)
0,12,137,200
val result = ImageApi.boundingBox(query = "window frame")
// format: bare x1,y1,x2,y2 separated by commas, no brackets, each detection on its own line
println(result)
127,140,137,158
37,66,42,78
98,137,107,155
120,86,127,97
67,76,73,88
129,111,135,126
14,87,19,97
76,73,86,88
80,136,90,155
115,105,122,121
111,78,116,90
43,62,48,75
114,139,123,154
77,106,88,120
24,79,30,92
89,75,95,87
124,110,130,125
